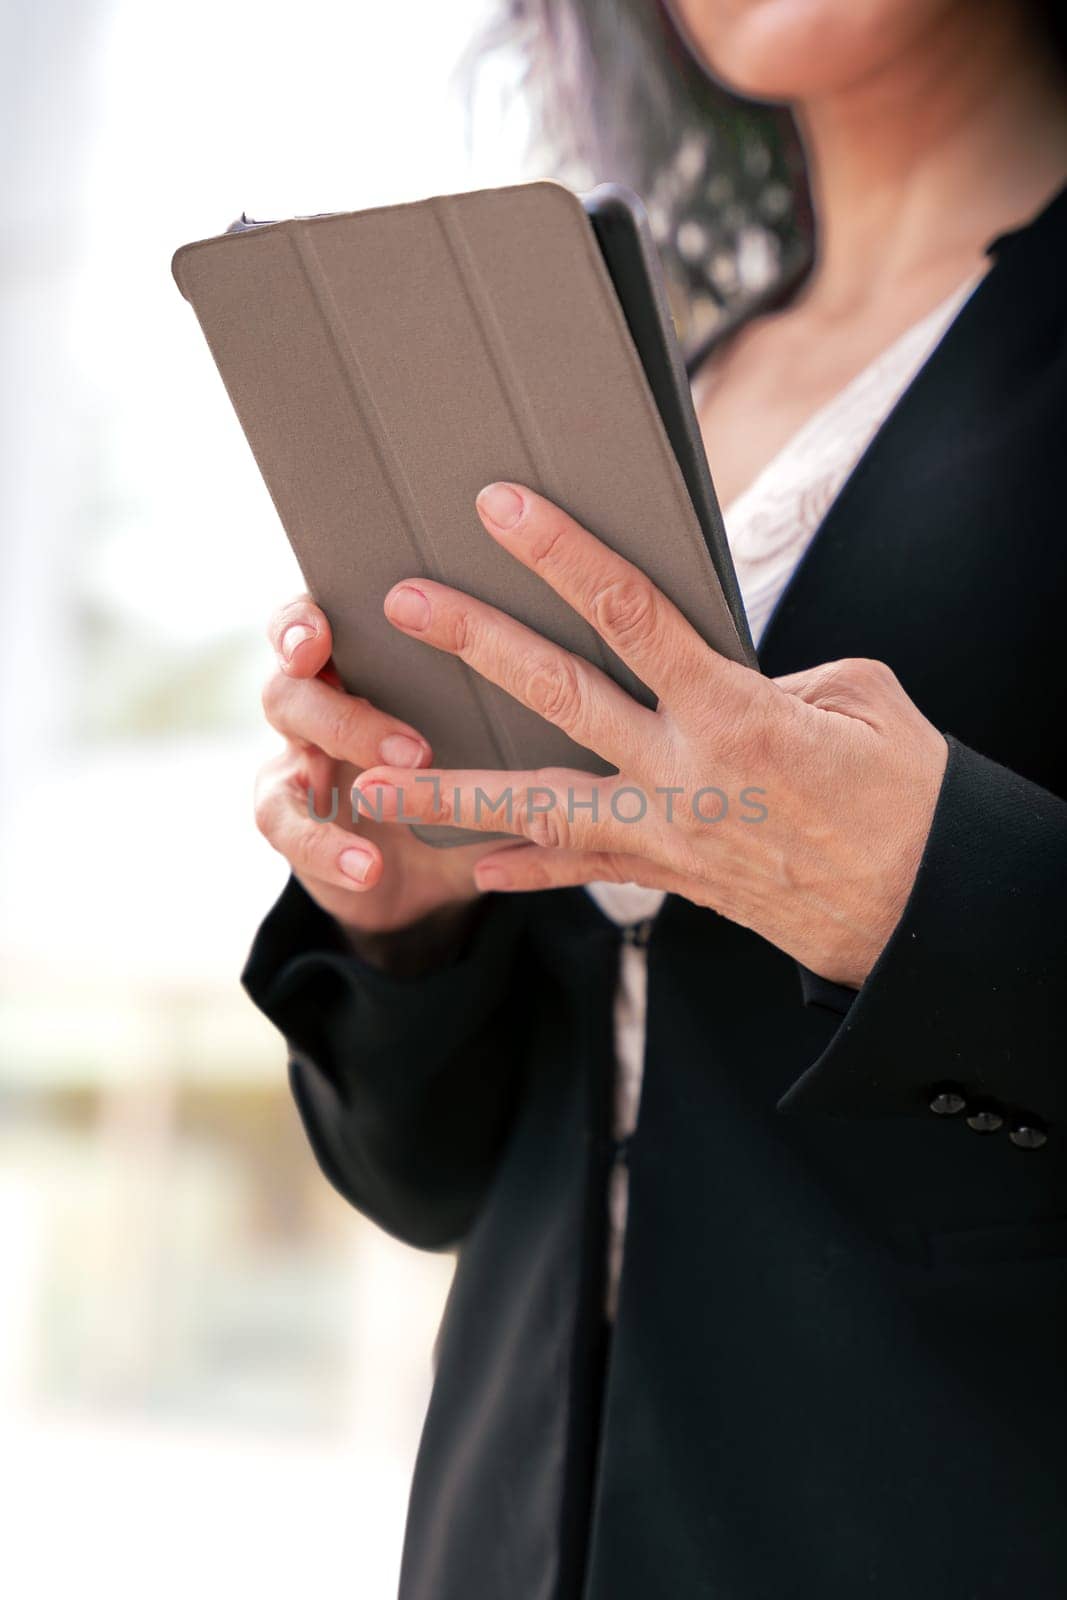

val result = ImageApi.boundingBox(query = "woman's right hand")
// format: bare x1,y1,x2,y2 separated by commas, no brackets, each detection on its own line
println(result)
255,596,501,949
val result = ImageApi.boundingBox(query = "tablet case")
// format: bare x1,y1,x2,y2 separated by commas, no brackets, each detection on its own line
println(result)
580,185,753,657
172,181,754,840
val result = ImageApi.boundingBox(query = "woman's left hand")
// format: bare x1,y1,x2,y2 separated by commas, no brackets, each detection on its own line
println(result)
354,483,949,989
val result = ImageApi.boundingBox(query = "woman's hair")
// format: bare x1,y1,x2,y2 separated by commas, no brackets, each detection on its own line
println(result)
464,0,812,350
466,0,1067,352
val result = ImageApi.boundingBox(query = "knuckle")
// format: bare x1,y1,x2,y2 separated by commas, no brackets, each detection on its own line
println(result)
304,819,340,875
525,656,583,730
818,657,855,686
522,797,569,850
260,671,288,724
592,576,659,652
323,703,354,756
714,687,784,774
785,656,904,724
800,658,862,708
324,695,372,758
449,608,479,662
870,658,900,693
842,656,896,691
528,514,569,568
598,851,635,884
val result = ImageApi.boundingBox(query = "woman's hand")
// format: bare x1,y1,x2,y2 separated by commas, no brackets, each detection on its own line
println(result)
254,596,503,951
352,483,949,989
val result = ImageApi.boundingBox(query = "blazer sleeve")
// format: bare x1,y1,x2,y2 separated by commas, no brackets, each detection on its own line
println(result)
241,875,532,1250
777,735,1067,1139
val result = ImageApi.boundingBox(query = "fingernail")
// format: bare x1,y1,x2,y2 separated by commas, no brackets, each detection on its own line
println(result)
476,482,525,530
476,864,510,890
385,585,431,630
378,733,425,768
339,846,374,883
280,623,315,660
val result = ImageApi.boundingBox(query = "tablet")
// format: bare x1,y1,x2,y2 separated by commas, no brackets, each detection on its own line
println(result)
172,181,754,842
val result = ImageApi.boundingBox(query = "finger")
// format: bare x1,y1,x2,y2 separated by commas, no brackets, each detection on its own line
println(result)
473,482,761,721
303,742,343,818
472,843,684,896
261,671,432,771
254,755,384,891
382,580,657,773
267,595,333,677
352,764,630,853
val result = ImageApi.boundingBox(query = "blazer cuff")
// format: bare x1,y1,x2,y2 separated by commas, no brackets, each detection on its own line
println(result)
241,874,529,1106
796,965,858,1017
777,736,1067,1138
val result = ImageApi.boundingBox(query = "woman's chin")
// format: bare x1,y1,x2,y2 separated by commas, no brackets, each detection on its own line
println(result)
699,31,884,104
673,0,950,105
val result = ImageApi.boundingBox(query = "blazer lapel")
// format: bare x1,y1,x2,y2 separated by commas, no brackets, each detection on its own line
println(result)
685,182,1067,683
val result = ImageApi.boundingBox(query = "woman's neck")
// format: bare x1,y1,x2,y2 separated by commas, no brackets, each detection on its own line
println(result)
795,2,1067,318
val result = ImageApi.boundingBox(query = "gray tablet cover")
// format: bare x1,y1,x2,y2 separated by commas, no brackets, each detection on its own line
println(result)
172,181,750,796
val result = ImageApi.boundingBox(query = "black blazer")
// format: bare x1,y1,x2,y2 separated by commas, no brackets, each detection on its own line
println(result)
243,183,1067,1600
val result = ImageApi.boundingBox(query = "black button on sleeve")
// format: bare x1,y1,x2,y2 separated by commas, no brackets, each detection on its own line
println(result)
1009,1123,1048,1150
965,1108,1004,1134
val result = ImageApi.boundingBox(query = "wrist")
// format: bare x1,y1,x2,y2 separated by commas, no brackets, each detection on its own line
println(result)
339,895,487,977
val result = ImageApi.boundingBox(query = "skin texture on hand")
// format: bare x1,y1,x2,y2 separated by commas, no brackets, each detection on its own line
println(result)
351,482,949,989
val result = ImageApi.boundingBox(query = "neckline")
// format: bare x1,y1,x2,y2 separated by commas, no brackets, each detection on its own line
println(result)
685,175,1067,387
749,187,1067,670
719,265,986,525
982,173,1067,258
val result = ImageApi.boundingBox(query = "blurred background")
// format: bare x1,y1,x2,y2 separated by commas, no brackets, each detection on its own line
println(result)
0,2,799,1594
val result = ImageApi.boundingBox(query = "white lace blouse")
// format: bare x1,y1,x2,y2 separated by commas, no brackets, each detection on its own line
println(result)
589,269,986,1321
